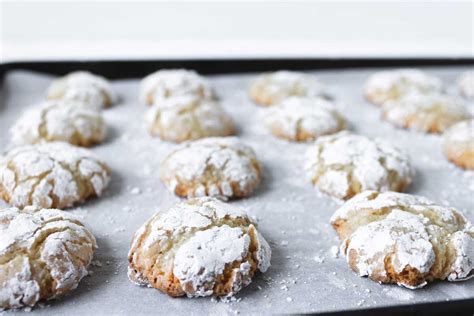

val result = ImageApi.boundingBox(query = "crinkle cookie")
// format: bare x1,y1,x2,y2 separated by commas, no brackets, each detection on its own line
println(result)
264,97,346,142
364,69,442,105
0,206,96,309
249,70,330,106
442,120,474,169
128,197,271,298
145,95,234,142
139,69,215,105
0,142,110,209
10,100,106,147
330,191,473,289
160,137,261,198
304,131,413,200
381,93,471,134
458,71,474,100
47,71,117,108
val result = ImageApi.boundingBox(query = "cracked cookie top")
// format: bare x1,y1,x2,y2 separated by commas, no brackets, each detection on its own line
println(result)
160,137,262,199
47,71,117,108
264,96,346,142
364,69,443,106
304,131,413,200
0,142,110,209
10,100,106,147
139,69,215,105
249,71,330,106
330,191,473,289
145,95,235,142
442,119,474,169
128,197,271,298
0,206,97,309
381,93,471,134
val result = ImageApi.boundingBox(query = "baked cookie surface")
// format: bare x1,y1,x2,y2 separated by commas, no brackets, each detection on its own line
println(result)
330,191,473,289
0,142,110,209
458,71,474,100
47,71,117,108
145,95,234,142
364,69,442,105
128,197,271,298
10,100,106,147
139,69,215,105
304,131,413,200
264,97,346,142
249,71,329,106
381,93,471,133
0,207,96,309
160,137,261,198
442,119,474,169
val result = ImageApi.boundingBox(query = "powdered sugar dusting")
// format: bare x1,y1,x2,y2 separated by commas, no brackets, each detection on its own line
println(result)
364,69,442,105
160,137,261,198
139,69,215,105
0,207,96,309
264,97,346,141
128,197,271,297
0,142,110,209
10,100,106,147
305,132,413,200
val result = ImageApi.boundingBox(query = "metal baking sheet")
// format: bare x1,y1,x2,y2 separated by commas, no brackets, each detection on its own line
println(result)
0,66,473,315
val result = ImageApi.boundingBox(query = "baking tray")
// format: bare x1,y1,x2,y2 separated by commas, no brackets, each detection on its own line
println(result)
0,59,473,315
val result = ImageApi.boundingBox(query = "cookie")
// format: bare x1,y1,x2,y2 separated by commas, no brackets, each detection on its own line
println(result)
0,206,96,309
264,97,346,142
128,197,271,298
330,191,473,289
304,131,413,200
0,142,110,209
145,95,234,142
249,71,329,106
10,100,106,147
458,71,474,100
381,93,471,133
160,137,261,198
47,71,117,108
442,120,474,169
139,69,215,105
364,69,442,105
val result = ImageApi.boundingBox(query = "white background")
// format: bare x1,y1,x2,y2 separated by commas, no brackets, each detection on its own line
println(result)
1,0,473,62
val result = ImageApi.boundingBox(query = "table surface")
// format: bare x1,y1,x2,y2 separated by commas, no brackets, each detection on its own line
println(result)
0,66,473,315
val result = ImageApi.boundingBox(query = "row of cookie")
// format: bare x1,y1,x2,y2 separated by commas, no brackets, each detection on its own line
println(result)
251,69,473,170
2,73,119,209
3,189,472,309
0,197,272,309
10,71,119,147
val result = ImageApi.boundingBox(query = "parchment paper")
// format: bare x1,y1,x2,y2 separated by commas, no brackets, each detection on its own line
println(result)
0,66,473,315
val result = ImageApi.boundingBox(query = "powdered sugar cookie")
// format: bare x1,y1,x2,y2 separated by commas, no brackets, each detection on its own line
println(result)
458,71,474,100
249,71,330,106
128,197,271,298
10,100,106,147
0,142,110,209
160,137,261,198
364,69,442,105
442,120,474,169
381,93,471,133
139,69,215,105
305,131,413,200
0,206,96,309
330,191,473,289
146,95,234,142
264,97,346,142
47,71,117,108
